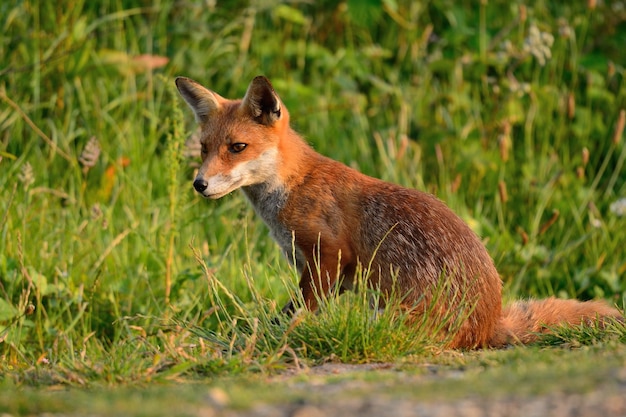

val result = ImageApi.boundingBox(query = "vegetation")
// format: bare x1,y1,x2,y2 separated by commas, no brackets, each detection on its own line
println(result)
1,0,625,395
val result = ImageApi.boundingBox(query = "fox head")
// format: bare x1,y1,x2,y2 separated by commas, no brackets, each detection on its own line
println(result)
175,76,289,199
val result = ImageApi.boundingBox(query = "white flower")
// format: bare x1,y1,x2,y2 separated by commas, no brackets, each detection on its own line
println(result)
609,198,626,217
523,25,554,66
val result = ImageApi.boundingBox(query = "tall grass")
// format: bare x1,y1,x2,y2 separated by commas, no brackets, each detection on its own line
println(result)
0,0,625,384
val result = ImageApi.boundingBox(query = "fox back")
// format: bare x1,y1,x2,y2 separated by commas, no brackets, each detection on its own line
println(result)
176,76,621,349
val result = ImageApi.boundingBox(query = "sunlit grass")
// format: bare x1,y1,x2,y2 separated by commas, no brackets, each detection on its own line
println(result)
0,0,625,388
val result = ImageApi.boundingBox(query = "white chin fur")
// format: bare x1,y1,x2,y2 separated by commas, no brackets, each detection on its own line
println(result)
201,190,231,199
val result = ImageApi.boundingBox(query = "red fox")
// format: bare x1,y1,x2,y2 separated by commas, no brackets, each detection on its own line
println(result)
175,75,622,349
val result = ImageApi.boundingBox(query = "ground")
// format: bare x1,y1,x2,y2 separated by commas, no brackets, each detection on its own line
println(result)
4,345,625,417
221,362,626,417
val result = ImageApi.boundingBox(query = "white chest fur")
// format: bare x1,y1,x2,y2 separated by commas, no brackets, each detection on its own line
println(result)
242,184,306,272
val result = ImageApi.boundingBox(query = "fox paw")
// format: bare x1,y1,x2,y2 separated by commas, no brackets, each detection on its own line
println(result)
270,301,297,325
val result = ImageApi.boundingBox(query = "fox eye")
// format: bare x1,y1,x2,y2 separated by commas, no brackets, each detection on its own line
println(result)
229,143,247,153
200,146,208,156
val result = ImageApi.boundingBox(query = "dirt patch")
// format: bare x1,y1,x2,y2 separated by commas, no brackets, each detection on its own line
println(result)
273,362,397,378
221,383,626,417
216,362,626,417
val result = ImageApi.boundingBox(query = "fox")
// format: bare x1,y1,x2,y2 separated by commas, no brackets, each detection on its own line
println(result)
175,75,622,349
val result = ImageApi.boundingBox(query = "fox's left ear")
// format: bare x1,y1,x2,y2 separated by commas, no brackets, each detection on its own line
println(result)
241,76,283,126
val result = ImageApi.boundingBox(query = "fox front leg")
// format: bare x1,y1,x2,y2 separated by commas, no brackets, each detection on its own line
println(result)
282,264,344,315
278,240,356,320
279,268,328,316
280,299,296,315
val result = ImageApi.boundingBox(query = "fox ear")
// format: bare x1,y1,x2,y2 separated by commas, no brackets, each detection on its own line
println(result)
241,76,282,126
175,77,223,123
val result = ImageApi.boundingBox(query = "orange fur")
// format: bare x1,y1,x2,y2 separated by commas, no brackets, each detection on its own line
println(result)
489,298,622,347
176,75,623,349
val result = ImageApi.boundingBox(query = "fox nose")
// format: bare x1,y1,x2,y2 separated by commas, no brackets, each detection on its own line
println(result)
193,178,208,193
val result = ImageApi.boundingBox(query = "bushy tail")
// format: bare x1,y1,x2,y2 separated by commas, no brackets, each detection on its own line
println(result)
489,297,623,347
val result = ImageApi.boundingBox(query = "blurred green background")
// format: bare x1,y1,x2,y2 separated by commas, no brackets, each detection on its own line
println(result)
1,0,625,382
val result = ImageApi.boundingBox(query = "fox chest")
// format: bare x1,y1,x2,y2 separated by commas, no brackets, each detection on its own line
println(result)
242,185,306,271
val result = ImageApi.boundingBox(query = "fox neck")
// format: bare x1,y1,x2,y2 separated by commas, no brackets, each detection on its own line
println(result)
240,129,317,269
242,182,305,271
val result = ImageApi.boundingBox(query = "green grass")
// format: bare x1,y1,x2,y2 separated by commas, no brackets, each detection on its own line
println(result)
1,0,626,398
